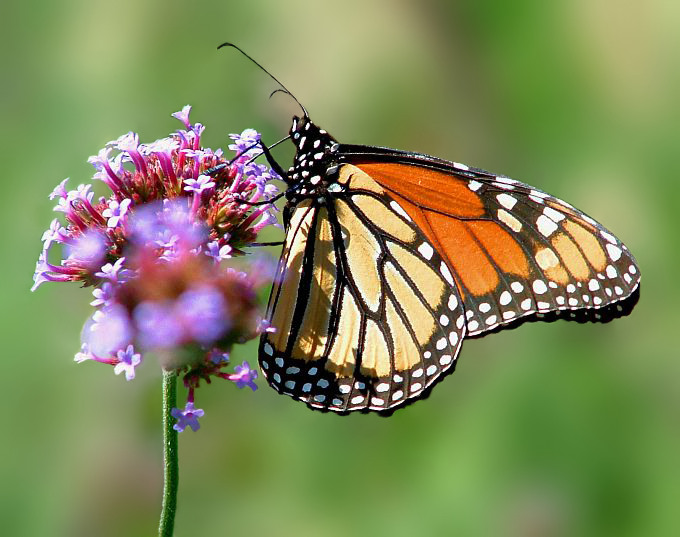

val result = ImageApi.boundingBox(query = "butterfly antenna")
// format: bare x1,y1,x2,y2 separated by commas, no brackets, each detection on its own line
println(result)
218,42,308,118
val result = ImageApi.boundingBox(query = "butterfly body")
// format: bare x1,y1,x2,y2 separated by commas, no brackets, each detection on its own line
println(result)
259,115,640,414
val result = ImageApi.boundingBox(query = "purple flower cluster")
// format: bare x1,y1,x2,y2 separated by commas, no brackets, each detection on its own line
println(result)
34,106,280,431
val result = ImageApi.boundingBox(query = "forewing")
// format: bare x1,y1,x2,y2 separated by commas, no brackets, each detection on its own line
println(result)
347,158,640,337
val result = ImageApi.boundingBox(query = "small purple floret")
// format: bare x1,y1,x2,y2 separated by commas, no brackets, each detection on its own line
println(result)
171,402,204,432
95,257,129,282
102,198,131,228
176,286,229,345
134,300,183,349
90,282,115,307
67,230,107,268
229,129,261,158
171,105,192,129
208,349,230,365
83,304,133,359
228,361,258,391
204,240,233,263
183,175,215,195
113,344,142,381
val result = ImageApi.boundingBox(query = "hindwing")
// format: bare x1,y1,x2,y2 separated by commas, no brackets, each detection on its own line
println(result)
259,164,466,413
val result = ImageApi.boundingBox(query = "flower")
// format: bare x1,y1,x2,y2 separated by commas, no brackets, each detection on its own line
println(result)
34,105,282,432
171,402,204,432
102,198,132,228
114,344,142,380
227,361,258,391
204,240,233,263
183,175,215,195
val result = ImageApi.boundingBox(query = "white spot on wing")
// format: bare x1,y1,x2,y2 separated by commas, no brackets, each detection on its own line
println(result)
601,230,617,244
418,242,434,260
606,243,622,261
449,331,458,346
468,180,482,191
440,262,455,286
389,200,412,221
533,280,548,294
535,248,559,270
537,214,558,237
498,209,522,232
496,193,517,210
543,206,565,222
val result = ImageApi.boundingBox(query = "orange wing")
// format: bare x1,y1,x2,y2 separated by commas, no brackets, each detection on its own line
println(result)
349,160,640,336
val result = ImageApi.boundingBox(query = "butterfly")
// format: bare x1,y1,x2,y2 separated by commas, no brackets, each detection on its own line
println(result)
220,45,641,414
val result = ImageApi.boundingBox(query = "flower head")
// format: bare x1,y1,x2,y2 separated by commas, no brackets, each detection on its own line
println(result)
34,106,282,432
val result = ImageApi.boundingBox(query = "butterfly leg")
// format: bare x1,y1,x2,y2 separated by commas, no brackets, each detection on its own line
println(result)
249,241,285,247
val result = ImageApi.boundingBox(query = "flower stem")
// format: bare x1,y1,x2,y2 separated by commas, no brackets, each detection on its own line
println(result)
159,370,179,537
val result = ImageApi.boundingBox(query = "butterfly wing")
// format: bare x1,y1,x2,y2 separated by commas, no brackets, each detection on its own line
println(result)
259,164,466,413
338,146,641,337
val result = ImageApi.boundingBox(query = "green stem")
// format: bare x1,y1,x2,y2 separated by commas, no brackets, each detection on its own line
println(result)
159,370,179,537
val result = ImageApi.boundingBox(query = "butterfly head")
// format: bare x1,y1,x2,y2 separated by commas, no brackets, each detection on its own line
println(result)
287,116,339,198
290,116,336,150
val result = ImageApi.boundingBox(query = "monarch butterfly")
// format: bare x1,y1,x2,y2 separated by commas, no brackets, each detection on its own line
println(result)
222,45,641,414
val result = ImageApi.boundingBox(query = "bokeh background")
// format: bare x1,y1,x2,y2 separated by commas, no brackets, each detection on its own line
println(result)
2,1,678,536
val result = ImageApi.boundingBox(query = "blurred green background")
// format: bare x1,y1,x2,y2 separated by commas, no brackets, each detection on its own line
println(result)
2,1,678,536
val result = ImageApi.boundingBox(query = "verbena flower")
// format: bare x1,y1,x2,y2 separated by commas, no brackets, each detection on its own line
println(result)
34,105,280,431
